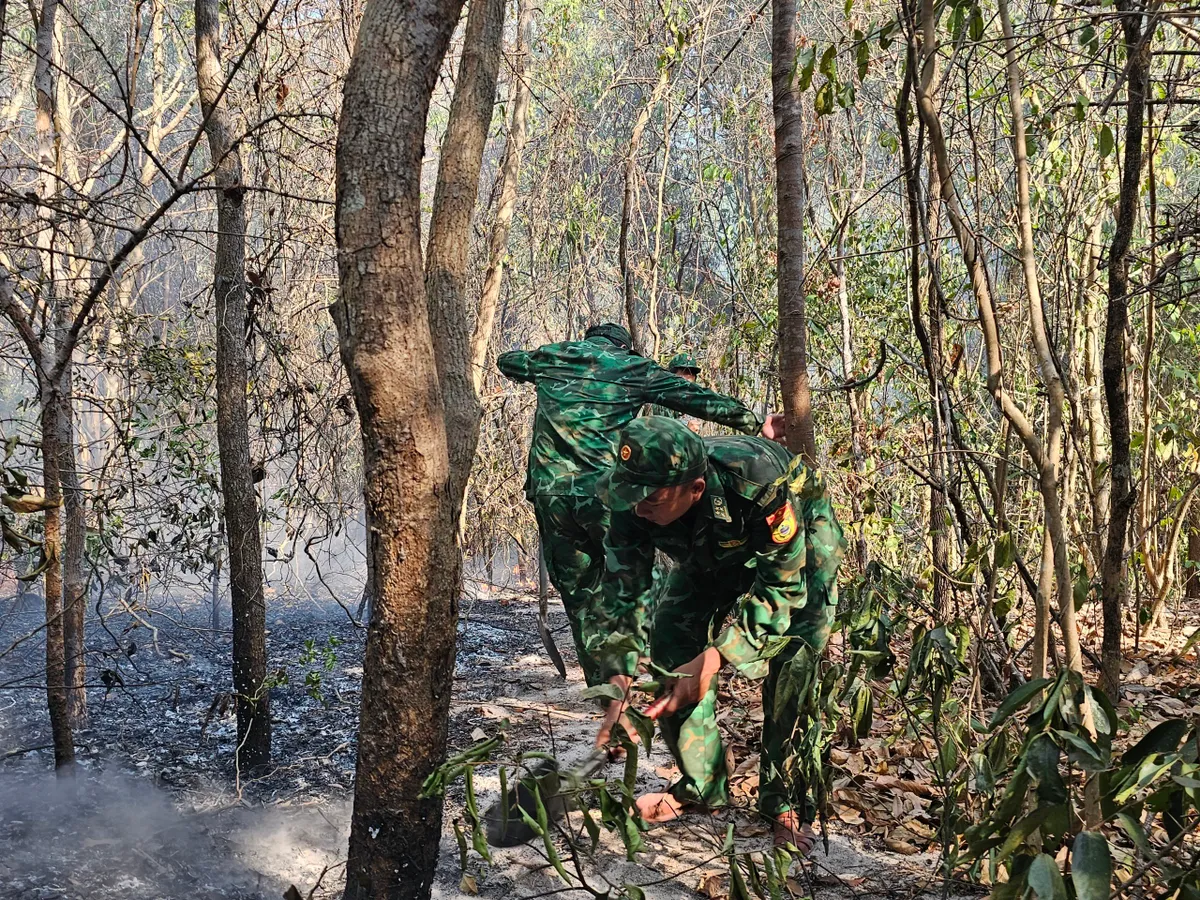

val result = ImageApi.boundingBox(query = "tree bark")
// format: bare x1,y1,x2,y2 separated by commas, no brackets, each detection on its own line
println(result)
195,0,270,772
57,304,87,726
772,0,815,463
1186,510,1200,606
425,0,506,503
472,0,533,394
1101,0,1149,702
333,0,465,893
620,65,672,358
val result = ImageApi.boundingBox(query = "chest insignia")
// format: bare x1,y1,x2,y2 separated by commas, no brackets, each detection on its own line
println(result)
718,537,747,548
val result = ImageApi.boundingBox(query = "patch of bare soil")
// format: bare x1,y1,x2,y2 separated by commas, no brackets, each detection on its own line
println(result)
0,585,972,900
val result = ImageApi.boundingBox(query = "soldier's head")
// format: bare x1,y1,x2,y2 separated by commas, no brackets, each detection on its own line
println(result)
602,416,707,526
584,323,634,352
667,352,700,383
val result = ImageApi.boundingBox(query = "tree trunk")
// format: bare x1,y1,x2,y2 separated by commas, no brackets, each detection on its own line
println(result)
1186,510,1200,605
425,0,506,502
57,316,87,727
620,65,672,358
835,225,867,569
772,0,815,463
32,0,74,771
1101,0,1149,703
472,0,533,394
333,0,465,893
40,384,76,770
195,0,270,772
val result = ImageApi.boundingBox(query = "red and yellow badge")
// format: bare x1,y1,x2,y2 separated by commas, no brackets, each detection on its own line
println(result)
620,444,632,461
766,501,798,544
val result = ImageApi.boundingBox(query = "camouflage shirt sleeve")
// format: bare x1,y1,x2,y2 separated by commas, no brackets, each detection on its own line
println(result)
712,474,845,674
497,350,536,383
587,510,655,679
640,364,762,435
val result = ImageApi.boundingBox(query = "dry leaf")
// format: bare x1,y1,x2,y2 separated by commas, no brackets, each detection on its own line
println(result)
470,727,488,741
884,837,921,855
696,870,726,898
459,873,479,894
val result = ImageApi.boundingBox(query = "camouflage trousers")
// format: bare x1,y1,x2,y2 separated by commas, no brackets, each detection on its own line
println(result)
651,566,836,820
532,494,610,686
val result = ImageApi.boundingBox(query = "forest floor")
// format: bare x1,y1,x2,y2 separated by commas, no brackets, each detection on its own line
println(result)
1,582,1195,900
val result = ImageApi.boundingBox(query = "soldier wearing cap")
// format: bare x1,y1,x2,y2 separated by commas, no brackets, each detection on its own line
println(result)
589,416,846,852
649,352,704,426
497,325,784,686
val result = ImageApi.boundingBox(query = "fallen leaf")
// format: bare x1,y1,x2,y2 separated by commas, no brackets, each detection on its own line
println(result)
470,727,488,741
460,873,479,894
884,837,921,855
696,870,726,898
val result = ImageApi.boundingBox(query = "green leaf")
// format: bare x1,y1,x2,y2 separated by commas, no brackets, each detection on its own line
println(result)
989,678,1054,729
625,707,655,752
968,5,985,41
856,33,869,81
581,683,625,702
994,531,1016,569
624,885,646,900
1027,733,1068,804
1099,124,1114,158
1071,832,1112,900
796,46,816,92
1029,853,1068,900
1116,812,1153,855
1122,718,1189,768
819,45,837,80
815,81,835,116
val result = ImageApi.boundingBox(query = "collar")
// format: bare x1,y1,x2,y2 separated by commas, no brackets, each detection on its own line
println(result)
703,461,731,523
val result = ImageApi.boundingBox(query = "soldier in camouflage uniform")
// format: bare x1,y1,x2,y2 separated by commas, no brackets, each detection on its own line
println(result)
649,353,703,423
589,416,846,852
497,324,780,686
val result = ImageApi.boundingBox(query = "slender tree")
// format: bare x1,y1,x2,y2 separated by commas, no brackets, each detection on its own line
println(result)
195,0,271,770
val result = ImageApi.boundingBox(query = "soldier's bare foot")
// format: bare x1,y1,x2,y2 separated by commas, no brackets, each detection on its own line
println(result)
773,810,818,855
635,792,689,822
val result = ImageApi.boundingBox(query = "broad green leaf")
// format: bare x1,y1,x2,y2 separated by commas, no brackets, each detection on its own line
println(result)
989,678,1054,730
796,46,816,91
1071,831,1112,900
623,885,646,900
1099,124,1114,158
1029,853,1068,900
581,682,625,702
969,5,985,40
1122,718,1189,768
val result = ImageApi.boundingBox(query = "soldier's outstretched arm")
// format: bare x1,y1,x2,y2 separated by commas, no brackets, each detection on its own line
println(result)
496,349,537,383
640,364,763,435
712,493,809,674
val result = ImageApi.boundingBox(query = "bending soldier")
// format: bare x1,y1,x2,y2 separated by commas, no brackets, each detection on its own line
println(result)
497,324,781,686
590,416,846,852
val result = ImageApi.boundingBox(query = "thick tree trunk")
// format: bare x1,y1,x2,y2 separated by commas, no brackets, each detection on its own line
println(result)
1101,0,1149,702
472,0,533,394
333,0,465,894
425,0,506,501
195,0,270,771
772,0,815,463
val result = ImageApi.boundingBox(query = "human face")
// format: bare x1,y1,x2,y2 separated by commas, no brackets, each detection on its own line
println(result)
634,478,706,526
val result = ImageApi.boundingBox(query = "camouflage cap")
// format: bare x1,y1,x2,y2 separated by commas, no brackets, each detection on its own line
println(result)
600,416,707,511
667,352,700,373
584,323,633,351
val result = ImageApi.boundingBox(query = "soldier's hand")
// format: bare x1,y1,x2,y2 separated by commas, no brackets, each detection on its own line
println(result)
761,413,787,444
643,647,723,720
595,675,635,750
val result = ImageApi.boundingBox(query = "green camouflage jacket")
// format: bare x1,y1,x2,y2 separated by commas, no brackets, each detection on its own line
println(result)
497,337,762,498
591,436,846,678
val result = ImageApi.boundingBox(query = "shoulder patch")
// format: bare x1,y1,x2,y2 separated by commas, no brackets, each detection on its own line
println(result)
766,501,798,544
